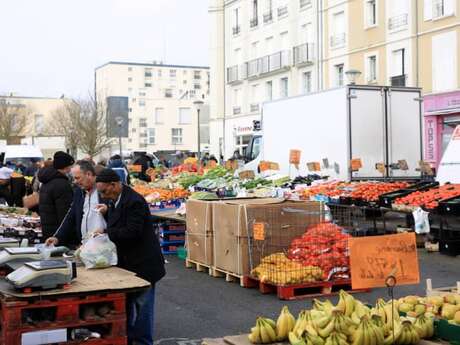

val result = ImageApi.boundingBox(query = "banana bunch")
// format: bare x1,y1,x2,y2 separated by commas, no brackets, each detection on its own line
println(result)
351,315,385,345
351,300,371,325
313,299,334,313
248,317,277,344
314,310,354,338
336,290,356,317
413,315,434,339
289,330,325,345
324,332,349,345
396,320,420,345
276,306,296,341
293,310,321,338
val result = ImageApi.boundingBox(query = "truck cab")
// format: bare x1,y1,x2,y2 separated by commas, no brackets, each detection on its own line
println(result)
242,135,262,172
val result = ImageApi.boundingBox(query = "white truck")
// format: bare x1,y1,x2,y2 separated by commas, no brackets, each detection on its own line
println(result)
242,85,423,180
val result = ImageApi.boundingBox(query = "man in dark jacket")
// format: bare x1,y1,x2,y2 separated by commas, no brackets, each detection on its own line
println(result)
107,155,130,185
94,168,165,345
38,151,74,239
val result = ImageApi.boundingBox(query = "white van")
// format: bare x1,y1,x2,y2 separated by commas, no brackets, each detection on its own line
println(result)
1,145,44,165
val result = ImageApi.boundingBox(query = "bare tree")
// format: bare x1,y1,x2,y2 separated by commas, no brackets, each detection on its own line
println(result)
0,98,29,144
48,101,81,157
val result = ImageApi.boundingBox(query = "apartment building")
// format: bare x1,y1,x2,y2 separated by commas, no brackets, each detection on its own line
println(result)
209,0,460,164
95,61,210,155
0,95,67,157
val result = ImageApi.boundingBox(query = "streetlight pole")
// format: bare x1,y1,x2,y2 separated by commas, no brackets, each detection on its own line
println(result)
115,116,124,158
193,100,204,162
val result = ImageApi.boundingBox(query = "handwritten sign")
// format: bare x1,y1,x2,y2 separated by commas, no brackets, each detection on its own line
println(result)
239,170,255,180
127,165,142,173
376,163,385,174
349,232,420,289
419,160,434,176
253,223,265,241
289,150,301,165
225,160,239,170
259,161,279,172
398,160,409,171
307,162,321,172
350,158,363,172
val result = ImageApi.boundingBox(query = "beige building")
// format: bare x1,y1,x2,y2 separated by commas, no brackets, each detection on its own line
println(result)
209,0,460,160
0,95,67,157
95,61,210,155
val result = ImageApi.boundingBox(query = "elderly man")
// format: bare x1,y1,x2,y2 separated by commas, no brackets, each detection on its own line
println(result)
45,160,100,247
94,168,165,345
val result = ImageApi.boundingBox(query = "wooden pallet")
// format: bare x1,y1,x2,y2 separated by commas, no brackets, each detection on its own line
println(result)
241,276,370,300
210,267,245,287
185,259,213,276
426,278,460,296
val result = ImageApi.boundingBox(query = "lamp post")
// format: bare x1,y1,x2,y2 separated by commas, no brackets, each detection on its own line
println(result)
115,116,124,158
193,100,204,162
345,69,362,85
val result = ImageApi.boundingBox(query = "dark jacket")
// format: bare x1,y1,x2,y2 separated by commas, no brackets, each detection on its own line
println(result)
107,159,131,185
38,167,73,239
106,185,165,284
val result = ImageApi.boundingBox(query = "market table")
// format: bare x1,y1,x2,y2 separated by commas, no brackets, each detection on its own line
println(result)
0,266,150,344
151,208,186,223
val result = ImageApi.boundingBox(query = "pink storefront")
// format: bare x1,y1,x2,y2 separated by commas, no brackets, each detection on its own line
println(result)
424,90,460,169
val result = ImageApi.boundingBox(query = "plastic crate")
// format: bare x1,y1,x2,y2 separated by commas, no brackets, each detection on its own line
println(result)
177,247,187,260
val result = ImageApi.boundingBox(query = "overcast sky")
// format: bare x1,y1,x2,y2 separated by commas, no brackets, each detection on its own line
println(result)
0,0,210,99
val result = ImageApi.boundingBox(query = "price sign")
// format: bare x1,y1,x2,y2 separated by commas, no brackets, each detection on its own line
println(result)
349,232,420,289
225,160,239,170
253,223,265,241
207,160,217,168
128,165,142,173
307,162,321,172
398,160,409,171
259,161,279,172
419,160,434,176
239,170,255,179
350,158,363,172
376,163,385,174
289,149,301,165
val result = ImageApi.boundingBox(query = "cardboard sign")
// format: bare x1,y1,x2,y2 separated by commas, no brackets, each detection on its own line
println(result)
307,162,321,172
398,160,409,171
207,161,217,169
419,160,434,176
376,163,385,174
350,158,363,172
259,161,279,172
349,232,420,289
289,150,301,165
239,170,255,180
253,223,265,241
225,160,239,171
127,165,142,173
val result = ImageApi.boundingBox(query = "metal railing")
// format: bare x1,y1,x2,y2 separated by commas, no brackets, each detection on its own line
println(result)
250,103,260,112
250,17,258,28
233,106,242,115
433,0,445,18
330,33,346,47
300,0,311,9
391,75,406,87
263,11,273,23
227,65,240,83
232,25,241,35
293,43,314,65
388,13,408,30
245,50,291,78
277,5,288,17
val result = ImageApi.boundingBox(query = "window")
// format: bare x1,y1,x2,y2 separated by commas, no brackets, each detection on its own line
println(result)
251,0,258,27
128,77,133,82
144,83,152,88
139,99,146,107
194,84,201,90
331,11,346,47
155,108,164,124
391,49,405,78
432,31,457,91
266,81,273,100
172,128,183,145
128,67,133,72
189,90,196,98
139,118,147,127
430,0,456,19
367,55,377,82
147,128,155,144
145,68,152,78
34,114,44,133
132,128,137,133
194,70,201,79
158,69,162,77
170,69,176,78
366,0,377,27
251,41,259,60
183,80,187,85
178,107,192,124
251,84,260,111
335,64,344,86
280,77,288,98
233,8,240,35
264,0,273,22
139,91,146,97
233,88,241,107
165,89,173,98
302,72,312,94
388,0,409,30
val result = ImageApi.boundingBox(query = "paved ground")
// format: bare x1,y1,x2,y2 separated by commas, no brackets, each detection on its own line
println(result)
154,250,459,344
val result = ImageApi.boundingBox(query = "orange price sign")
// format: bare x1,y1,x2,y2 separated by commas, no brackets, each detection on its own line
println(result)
350,158,363,172
253,223,265,241
348,232,420,290
307,162,321,172
289,149,301,165
128,165,142,173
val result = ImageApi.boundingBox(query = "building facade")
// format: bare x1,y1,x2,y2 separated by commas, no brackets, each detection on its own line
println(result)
209,0,460,164
95,62,210,155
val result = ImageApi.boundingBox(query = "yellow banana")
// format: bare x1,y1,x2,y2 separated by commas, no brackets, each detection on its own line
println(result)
259,319,271,344
351,324,364,345
345,293,356,317
289,331,306,345
264,318,276,329
305,322,319,337
317,319,335,338
315,315,332,329
263,319,277,343
306,334,325,345
383,325,402,345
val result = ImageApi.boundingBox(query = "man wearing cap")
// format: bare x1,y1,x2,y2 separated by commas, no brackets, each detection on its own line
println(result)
38,151,75,239
94,168,165,345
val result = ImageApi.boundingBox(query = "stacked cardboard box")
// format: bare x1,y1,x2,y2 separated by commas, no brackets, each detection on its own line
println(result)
186,200,214,266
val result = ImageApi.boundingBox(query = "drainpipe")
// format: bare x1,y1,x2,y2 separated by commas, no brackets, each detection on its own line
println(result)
415,0,420,87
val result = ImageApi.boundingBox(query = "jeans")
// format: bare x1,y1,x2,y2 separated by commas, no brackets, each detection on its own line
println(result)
126,287,155,345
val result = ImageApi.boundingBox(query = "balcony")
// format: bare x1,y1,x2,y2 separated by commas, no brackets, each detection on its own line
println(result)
263,11,273,23
433,0,445,18
250,103,260,112
330,33,346,48
233,106,241,115
391,75,406,87
388,13,408,31
277,5,288,18
293,43,314,65
232,25,241,36
227,65,242,84
250,17,258,28
245,51,291,79
300,0,311,9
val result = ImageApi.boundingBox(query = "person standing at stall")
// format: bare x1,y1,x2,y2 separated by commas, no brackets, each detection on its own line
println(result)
93,168,165,345
38,151,74,239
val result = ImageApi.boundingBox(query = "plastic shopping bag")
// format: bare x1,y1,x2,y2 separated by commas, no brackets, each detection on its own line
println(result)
90,209,107,233
413,207,430,234
78,234,118,269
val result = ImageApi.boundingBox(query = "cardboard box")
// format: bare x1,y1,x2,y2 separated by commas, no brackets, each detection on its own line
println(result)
186,199,213,235
186,233,213,266
212,199,323,276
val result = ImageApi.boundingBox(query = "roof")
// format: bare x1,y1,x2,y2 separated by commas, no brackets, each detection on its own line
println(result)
95,61,210,71
0,95,68,101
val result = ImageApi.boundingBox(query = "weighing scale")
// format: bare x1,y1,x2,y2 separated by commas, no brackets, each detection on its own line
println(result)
6,260,76,290
0,237,19,249
0,247,42,268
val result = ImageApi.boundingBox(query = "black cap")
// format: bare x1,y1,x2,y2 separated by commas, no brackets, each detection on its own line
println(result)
96,168,121,183
53,151,75,170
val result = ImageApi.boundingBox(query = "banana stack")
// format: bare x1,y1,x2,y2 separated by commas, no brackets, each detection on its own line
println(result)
249,291,436,345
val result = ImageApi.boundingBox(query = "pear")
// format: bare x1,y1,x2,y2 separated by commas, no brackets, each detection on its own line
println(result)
427,296,444,308
404,296,420,305
441,304,458,320
414,304,427,316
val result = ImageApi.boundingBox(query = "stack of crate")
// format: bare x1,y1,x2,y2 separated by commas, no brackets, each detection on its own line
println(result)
158,221,186,255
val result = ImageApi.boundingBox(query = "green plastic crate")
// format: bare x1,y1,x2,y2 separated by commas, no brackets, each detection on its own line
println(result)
435,319,460,344
177,246,187,260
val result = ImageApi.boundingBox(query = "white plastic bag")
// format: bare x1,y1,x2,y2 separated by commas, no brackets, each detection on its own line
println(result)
413,207,430,234
79,234,118,269
90,209,107,233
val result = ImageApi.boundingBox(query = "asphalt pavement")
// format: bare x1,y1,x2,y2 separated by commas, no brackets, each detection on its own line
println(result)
154,250,459,345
